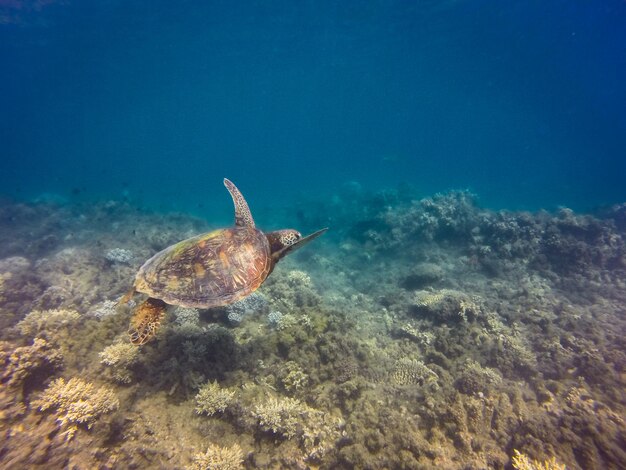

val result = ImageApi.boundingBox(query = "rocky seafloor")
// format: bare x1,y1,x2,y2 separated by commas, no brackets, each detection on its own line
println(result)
0,187,625,469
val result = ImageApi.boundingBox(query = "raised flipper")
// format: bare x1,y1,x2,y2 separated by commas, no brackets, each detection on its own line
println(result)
224,178,255,228
128,298,167,345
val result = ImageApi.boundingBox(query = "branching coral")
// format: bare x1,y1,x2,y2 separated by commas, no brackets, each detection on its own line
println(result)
1,338,63,389
252,394,343,459
16,308,81,337
99,342,139,383
34,377,119,440
194,381,236,416
280,361,309,392
188,443,244,470
511,449,566,470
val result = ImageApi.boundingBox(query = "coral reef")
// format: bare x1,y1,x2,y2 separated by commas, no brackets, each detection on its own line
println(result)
0,188,624,468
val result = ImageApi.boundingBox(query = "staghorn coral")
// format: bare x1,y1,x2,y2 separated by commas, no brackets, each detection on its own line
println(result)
16,308,81,337
195,381,236,416
187,443,244,470
34,377,119,440
99,342,140,384
511,449,566,470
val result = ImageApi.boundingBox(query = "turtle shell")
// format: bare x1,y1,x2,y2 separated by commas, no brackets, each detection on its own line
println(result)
134,227,272,308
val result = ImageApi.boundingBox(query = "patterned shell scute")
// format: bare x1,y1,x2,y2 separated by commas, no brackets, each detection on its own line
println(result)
135,227,271,308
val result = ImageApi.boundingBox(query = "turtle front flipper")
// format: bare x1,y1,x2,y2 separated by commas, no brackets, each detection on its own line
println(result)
128,298,167,345
224,178,255,228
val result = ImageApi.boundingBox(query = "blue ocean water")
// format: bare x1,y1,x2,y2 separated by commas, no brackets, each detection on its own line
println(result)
1,0,625,219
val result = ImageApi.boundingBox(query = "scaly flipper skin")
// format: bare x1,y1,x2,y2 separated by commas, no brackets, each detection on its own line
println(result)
224,178,255,228
128,298,167,345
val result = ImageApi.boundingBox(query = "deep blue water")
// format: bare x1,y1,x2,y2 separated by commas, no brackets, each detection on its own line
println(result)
1,0,625,220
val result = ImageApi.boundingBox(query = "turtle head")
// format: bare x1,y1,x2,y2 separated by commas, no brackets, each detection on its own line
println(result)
267,227,328,262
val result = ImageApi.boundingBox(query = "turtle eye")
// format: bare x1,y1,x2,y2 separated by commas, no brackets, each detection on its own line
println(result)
280,230,301,247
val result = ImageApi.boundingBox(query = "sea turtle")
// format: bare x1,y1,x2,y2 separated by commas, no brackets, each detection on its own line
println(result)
121,178,327,345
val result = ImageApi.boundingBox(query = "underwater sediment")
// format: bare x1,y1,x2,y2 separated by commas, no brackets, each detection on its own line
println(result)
0,189,625,469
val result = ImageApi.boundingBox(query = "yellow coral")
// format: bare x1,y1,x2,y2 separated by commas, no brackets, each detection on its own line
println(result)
16,309,81,337
252,394,342,459
188,443,244,470
2,338,62,388
99,342,139,383
34,377,119,440
253,396,303,438
512,449,566,470
195,381,236,416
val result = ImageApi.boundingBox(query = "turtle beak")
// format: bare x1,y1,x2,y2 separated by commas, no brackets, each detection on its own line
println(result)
274,227,328,260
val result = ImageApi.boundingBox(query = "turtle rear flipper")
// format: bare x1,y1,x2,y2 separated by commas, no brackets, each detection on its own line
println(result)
128,298,167,345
